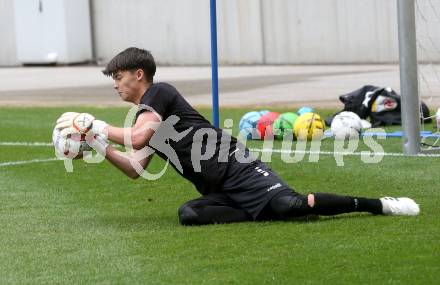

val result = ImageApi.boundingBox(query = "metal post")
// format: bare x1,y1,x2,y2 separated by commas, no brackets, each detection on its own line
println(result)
210,0,220,128
397,0,421,155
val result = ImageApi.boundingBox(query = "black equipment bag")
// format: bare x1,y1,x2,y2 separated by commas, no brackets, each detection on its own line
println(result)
325,85,431,127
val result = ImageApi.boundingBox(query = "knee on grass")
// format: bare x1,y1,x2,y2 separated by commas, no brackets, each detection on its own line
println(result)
270,192,312,217
178,204,200,226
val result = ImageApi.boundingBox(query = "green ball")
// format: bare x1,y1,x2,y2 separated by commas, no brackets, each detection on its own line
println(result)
273,112,299,139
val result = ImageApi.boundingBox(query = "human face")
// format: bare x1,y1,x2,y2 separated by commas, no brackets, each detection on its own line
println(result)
112,69,146,104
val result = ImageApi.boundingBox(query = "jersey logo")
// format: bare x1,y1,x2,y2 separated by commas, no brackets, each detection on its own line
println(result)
267,183,282,192
149,115,193,174
255,166,269,177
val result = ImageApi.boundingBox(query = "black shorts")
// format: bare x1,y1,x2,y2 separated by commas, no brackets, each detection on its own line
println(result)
216,158,293,219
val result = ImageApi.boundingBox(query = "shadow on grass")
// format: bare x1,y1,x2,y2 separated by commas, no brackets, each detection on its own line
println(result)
86,212,383,231
82,214,179,231
255,212,381,224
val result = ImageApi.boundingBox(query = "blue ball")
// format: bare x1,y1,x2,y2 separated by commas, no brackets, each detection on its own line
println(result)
239,110,269,139
297,106,315,116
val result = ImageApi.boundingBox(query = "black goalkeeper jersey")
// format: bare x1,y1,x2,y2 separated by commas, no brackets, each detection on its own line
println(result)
135,82,240,195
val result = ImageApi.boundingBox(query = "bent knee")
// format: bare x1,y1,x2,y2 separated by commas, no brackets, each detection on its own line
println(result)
178,204,200,226
270,193,309,217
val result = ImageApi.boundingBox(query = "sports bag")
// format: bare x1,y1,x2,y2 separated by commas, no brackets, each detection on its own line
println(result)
325,85,431,127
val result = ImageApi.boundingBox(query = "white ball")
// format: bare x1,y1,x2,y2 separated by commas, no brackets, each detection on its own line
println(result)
73,113,95,134
331,111,363,140
360,119,372,129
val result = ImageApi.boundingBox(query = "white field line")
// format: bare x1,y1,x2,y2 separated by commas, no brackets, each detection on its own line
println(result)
0,142,52,146
0,141,58,167
251,148,440,158
0,141,121,147
0,157,59,168
2,148,438,169
1,141,440,170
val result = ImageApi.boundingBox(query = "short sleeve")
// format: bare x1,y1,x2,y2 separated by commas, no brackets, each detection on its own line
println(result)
136,84,175,120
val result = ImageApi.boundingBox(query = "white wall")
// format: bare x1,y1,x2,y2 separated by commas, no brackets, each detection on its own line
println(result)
262,0,399,64
0,0,18,66
63,0,93,62
91,0,401,65
91,0,264,65
216,0,264,64
1,0,439,66
415,0,440,62
91,0,212,65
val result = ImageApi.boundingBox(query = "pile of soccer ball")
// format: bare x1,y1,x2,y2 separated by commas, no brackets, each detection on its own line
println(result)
239,106,326,141
239,107,365,141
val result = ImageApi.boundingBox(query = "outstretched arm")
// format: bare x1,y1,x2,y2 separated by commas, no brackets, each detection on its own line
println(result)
81,111,160,179
103,146,154,179
101,112,161,178
105,111,161,150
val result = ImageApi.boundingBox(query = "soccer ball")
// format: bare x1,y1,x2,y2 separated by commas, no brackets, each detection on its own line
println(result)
297,106,315,116
273,112,298,140
52,127,92,159
239,110,269,139
294,113,325,141
72,113,95,134
330,111,363,140
257,112,280,139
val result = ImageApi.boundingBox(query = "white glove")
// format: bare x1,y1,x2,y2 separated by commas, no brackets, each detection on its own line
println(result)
90,119,108,140
53,124,109,158
55,112,108,139
55,112,80,129
85,132,109,156
52,126,86,159
52,126,69,155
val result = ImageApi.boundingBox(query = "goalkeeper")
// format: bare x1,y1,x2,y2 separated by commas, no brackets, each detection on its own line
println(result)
55,47,420,225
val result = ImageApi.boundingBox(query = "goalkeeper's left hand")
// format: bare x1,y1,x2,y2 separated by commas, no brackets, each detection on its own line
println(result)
55,112,108,139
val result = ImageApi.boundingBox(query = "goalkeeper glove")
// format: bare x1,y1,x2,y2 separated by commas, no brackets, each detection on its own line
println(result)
55,112,108,140
85,132,109,156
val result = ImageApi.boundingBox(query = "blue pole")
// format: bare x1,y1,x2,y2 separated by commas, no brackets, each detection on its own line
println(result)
210,0,219,127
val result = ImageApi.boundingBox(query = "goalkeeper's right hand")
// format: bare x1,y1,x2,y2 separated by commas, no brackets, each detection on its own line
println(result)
85,132,109,156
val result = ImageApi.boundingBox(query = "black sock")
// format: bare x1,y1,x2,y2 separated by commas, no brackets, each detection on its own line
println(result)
312,193,382,215
353,197,383,215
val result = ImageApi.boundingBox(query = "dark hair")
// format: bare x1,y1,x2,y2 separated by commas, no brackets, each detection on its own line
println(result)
102,47,156,82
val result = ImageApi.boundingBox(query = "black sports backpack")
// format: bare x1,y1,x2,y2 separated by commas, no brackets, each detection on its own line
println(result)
325,85,431,127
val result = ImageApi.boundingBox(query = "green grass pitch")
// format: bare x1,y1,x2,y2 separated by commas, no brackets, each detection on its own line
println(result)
0,106,439,284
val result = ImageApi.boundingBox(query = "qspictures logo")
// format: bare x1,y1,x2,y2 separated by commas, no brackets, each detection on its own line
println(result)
56,105,387,179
